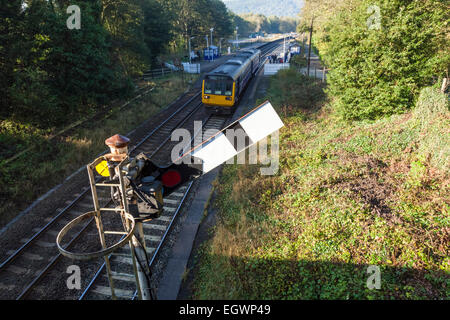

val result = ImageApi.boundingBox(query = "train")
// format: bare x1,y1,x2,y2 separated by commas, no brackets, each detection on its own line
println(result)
202,48,262,114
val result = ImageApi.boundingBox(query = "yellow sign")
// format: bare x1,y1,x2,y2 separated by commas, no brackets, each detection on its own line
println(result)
95,160,110,177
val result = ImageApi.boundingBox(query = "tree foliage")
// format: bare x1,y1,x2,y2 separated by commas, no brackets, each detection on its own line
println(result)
231,13,298,36
159,0,234,51
299,0,449,120
0,0,236,128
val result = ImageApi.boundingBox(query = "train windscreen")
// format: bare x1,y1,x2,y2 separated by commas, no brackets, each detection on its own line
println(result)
204,76,233,96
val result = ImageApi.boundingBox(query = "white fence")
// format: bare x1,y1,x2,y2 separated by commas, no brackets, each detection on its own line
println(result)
164,62,180,71
264,63,290,76
299,67,328,82
182,63,201,74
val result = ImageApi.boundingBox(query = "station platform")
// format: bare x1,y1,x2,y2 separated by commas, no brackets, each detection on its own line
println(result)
192,42,265,89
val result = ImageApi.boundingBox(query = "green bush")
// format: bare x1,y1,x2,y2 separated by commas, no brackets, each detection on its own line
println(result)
266,68,326,111
321,0,448,121
290,54,307,68
9,67,60,127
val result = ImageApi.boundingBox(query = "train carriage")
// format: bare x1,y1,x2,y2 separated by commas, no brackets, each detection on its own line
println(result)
202,49,261,114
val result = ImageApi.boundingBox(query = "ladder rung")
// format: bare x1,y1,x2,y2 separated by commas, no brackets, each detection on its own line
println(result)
104,231,128,235
96,183,121,187
99,208,124,212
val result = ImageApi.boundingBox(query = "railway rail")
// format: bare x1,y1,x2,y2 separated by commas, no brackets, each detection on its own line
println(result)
0,39,284,300
80,113,227,300
0,92,204,300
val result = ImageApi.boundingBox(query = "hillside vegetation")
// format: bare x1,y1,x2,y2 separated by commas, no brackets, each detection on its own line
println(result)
1,0,233,129
298,0,448,120
190,0,449,300
192,69,449,299
232,14,298,36
0,0,234,224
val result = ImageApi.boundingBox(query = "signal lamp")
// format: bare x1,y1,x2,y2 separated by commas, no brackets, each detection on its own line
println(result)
161,170,182,188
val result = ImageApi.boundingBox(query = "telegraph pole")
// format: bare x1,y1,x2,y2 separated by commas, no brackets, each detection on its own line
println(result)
219,38,224,55
210,28,214,47
189,36,195,64
307,17,314,77
205,35,209,61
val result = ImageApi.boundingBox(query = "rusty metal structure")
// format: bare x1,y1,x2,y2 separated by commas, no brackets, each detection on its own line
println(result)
57,135,159,300
0,40,286,300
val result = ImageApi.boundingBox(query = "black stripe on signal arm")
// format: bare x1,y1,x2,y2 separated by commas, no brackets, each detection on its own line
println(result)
224,122,253,153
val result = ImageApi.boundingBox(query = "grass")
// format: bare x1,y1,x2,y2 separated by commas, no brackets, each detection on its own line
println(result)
191,68,449,299
0,73,198,227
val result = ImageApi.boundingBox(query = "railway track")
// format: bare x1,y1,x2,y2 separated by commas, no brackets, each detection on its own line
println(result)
0,91,205,299
80,113,228,300
0,39,284,300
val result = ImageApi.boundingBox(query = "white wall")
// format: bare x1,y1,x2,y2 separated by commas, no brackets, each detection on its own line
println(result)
182,63,201,74
264,63,290,76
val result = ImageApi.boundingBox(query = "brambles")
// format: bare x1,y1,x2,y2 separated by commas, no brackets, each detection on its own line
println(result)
192,70,449,300
299,0,448,121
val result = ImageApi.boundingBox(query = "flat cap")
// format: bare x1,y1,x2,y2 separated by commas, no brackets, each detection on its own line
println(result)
105,134,130,148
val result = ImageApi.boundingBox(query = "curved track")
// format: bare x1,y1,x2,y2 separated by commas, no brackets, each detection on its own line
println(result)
0,39,284,300
0,92,204,299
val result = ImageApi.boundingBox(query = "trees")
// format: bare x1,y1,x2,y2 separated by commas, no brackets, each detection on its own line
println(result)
4,0,122,126
0,0,25,118
222,0,302,18
160,0,234,52
101,0,149,76
300,0,449,120
230,13,256,37
0,0,240,127
2,0,238,127
231,13,298,37
141,0,172,64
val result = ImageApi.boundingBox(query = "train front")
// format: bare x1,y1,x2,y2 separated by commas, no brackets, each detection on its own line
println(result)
202,75,236,112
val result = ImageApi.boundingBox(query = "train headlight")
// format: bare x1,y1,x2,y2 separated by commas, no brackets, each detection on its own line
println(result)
204,95,210,99
225,97,232,101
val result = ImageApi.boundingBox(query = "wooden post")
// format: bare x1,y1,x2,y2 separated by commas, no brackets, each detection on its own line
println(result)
307,17,314,77
441,78,448,93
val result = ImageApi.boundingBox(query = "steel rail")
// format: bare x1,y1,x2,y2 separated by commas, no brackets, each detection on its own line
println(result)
0,93,203,300
78,112,209,300
146,103,206,160
130,93,201,153
0,191,88,270
15,200,113,300
2,39,284,300
131,180,195,300
12,97,203,299
0,92,201,273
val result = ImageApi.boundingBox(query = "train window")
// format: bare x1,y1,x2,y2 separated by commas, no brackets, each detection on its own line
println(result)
225,82,233,96
204,76,233,96
204,81,213,94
